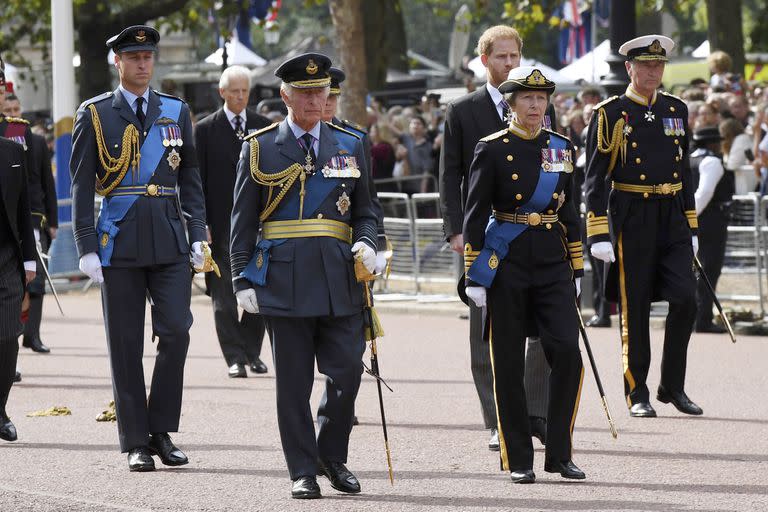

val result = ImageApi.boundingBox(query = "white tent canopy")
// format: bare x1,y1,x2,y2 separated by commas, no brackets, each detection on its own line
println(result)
467,55,575,85
558,40,611,83
205,39,266,67
692,40,710,58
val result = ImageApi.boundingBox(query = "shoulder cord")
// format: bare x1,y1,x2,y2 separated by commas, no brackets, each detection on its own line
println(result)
596,107,627,176
248,138,307,221
88,104,140,196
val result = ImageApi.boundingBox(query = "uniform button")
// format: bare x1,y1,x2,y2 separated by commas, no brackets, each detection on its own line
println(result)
114,144,118,148
507,155,514,161
143,131,147,137
547,209,554,214
674,172,679,178
512,173,518,180
503,138,509,143
670,106,676,112
622,111,627,116
674,139,679,145
640,174,646,181
552,193,559,199
546,139,551,145
632,142,638,149
317,213,323,219
545,223,552,229
643,192,649,198
341,183,346,187
635,157,641,164
675,156,680,162
515,193,522,200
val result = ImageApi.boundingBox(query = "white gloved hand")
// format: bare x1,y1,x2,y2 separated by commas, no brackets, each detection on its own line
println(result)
692,235,699,257
79,252,104,283
465,286,486,308
374,252,388,275
351,241,376,274
191,241,205,269
236,288,259,314
33,229,40,243
590,241,616,263
575,277,582,297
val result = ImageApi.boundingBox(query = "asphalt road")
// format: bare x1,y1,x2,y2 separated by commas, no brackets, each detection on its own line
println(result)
1,290,766,511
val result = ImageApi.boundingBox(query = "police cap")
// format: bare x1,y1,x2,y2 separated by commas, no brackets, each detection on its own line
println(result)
106,25,160,53
692,126,722,144
275,53,331,89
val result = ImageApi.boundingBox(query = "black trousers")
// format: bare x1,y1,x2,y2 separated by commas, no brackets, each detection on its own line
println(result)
101,262,192,452
208,247,265,366
264,314,365,480
589,255,611,320
23,233,49,342
615,197,697,405
0,245,23,413
487,276,583,472
695,205,729,328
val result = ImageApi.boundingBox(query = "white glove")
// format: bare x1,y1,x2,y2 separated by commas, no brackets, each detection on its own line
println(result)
351,241,376,274
374,252,388,274
33,229,40,243
236,288,259,314
79,252,104,283
191,241,205,269
465,286,486,308
692,235,699,256
575,277,581,298
590,241,615,263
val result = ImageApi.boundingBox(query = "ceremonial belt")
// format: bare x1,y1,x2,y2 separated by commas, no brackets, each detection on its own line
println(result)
612,181,682,196
262,218,352,244
493,210,558,226
109,184,176,197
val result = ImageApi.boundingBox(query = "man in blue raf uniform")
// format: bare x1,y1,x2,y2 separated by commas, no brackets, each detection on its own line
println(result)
230,53,378,499
70,26,211,472
584,35,702,418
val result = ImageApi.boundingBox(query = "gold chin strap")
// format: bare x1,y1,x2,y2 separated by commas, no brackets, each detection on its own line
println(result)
88,104,141,196
248,138,307,221
596,107,627,175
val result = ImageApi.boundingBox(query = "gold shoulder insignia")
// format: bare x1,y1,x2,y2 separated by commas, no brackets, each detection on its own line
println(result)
480,128,510,143
328,122,360,139
660,90,685,103
6,116,29,125
594,95,619,110
243,122,279,141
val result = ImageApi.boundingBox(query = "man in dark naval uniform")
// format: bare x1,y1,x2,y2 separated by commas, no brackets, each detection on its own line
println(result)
230,53,378,499
70,26,212,471
584,35,702,418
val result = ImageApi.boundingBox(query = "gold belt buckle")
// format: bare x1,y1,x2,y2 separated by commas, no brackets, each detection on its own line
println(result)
146,184,159,196
660,183,671,195
528,212,542,226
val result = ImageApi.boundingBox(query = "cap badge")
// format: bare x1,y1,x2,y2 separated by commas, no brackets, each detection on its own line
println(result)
649,39,663,54
135,30,147,43
306,59,318,75
526,69,546,86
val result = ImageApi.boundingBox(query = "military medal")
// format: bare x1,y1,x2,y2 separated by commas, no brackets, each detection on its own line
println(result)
304,153,314,173
161,126,170,147
644,110,655,122
336,191,351,215
167,148,181,171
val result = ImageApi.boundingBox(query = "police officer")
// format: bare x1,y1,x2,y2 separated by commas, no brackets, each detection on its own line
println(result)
70,26,211,471
230,53,378,499
690,126,734,333
584,35,702,418
464,67,585,483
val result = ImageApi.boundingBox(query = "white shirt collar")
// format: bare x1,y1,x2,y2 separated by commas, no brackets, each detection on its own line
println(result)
287,116,322,143
486,82,504,108
118,84,150,114
224,105,247,126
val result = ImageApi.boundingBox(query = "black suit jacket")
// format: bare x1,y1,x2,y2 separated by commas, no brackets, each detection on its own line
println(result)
195,107,270,249
0,137,36,281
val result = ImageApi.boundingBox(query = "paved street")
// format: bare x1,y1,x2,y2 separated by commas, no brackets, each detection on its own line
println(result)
0,289,766,511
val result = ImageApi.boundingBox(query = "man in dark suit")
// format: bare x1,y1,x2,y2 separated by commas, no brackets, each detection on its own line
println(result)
231,53,378,499
195,65,271,378
70,26,211,472
439,25,554,452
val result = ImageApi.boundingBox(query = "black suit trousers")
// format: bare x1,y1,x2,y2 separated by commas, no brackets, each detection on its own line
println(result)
695,205,729,328
101,262,192,452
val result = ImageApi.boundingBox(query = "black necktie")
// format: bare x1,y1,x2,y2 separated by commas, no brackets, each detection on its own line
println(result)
234,115,244,139
301,133,316,172
136,97,146,127
500,100,510,123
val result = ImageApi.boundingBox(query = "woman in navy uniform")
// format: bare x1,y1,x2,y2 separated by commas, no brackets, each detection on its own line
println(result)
463,66,585,483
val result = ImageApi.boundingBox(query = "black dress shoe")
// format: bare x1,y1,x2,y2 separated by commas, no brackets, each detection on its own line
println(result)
127,447,155,472
317,460,361,494
228,363,247,378
22,337,50,353
13,371,21,383
488,428,500,451
586,315,611,328
510,469,536,483
544,459,586,479
292,476,322,499
657,386,703,415
695,323,727,334
529,416,547,445
629,402,657,417
249,358,268,374
0,413,17,442
148,433,189,466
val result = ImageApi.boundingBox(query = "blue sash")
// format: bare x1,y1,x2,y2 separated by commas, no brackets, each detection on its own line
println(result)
96,97,182,266
467,135,566,287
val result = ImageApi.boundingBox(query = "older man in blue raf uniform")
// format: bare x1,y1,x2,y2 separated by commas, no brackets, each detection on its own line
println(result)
230,53,378,499
70,26,212,472
584,35,702,419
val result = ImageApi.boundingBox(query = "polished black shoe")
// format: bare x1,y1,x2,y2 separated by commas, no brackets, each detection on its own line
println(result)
127,447,155,472
585,315,611,328
510,469,536,484
148,433,189,466
529,416,547,445
629,402,657,417
13,371,21,383
291,476,322,499
228,363,247,378
488,428,500,451
0,413,17,442
317,460,361,494
249,358,268,374
695,323,727,334
22,336,50,353
545,459,586,479
657,386,703,415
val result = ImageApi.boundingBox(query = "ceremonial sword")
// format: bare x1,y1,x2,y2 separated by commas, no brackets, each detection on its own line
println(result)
577,310,618,439
35,242,64,316
694,255,736,343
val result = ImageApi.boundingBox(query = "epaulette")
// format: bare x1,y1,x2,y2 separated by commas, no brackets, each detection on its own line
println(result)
155,90,187,104
542,128,568,142
328,122,360,139
5,116,29,125
243,122,279,141
660,90,685,103
479,127,509,143
342,119,367,134
79,91,113,110
594,95,619,110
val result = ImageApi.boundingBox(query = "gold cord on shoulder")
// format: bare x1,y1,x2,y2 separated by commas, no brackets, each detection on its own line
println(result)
88,104,141,196
248,138,307,221
596,107,627,175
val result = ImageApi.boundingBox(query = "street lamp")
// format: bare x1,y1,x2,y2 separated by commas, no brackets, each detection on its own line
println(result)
600,0,636,96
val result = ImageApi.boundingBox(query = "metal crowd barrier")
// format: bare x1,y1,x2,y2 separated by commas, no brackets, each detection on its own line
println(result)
721,193,765,316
